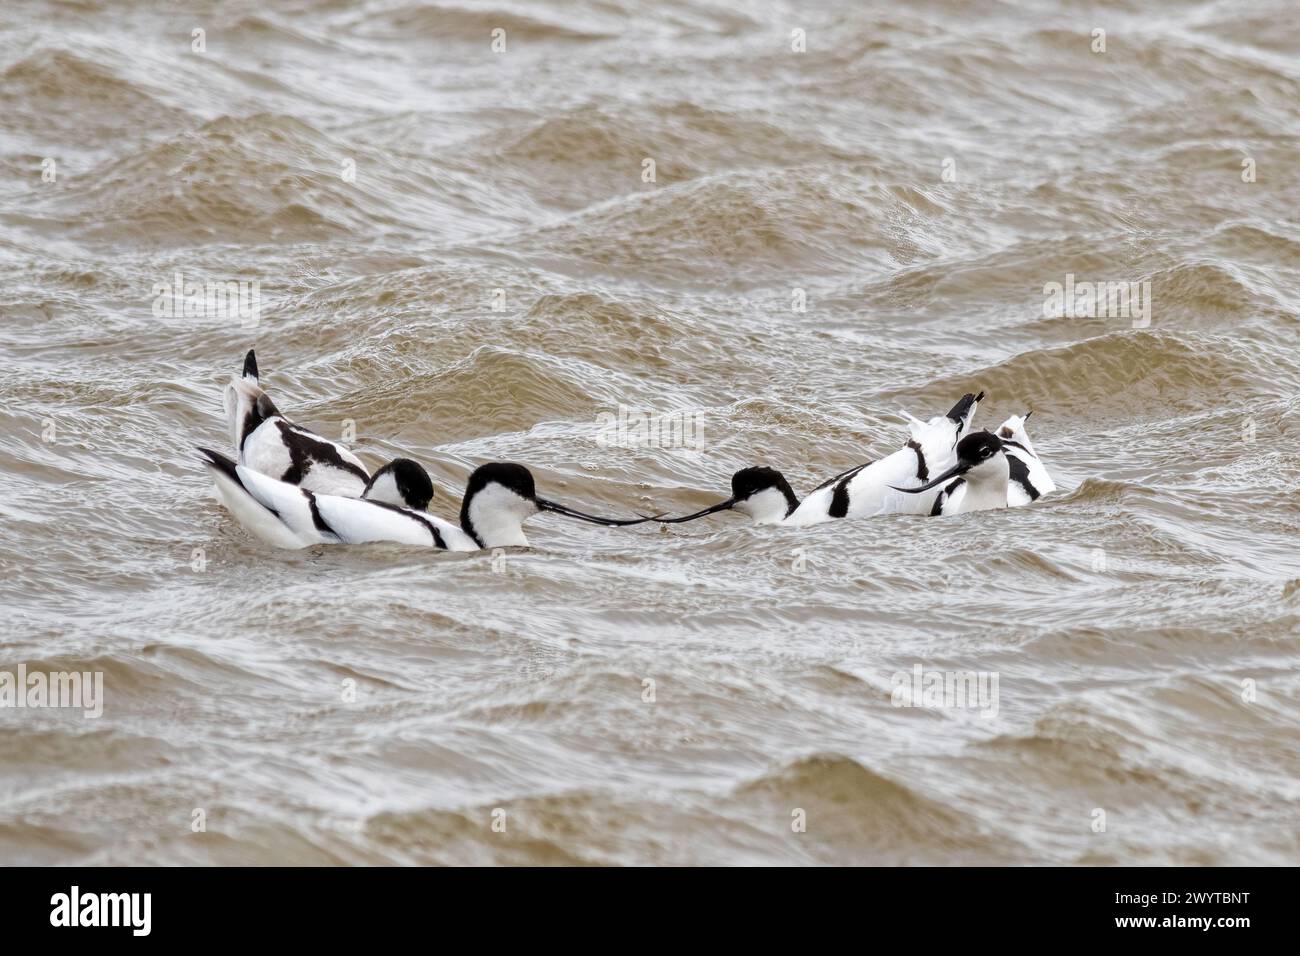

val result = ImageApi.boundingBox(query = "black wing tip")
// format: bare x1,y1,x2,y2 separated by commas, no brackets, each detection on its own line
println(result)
945,390,983,422
197,446,239,480
242,349,258,379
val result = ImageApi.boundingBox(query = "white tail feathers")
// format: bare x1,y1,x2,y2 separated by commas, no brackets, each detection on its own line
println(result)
224,376,267,451
202,449,311,549
898,408,929,442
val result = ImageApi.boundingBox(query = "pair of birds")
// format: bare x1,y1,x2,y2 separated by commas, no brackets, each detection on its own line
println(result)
200,351,1055,552
672,392,1055,527
202,350,644,551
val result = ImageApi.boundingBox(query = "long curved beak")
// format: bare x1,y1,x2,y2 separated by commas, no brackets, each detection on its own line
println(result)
535,497,656,526
890,462,969,494
655,497,737,524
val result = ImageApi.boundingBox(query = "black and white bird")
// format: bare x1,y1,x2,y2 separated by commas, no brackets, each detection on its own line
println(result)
200,450,652,551
657,392,985,528
992,412,1056,505
889,430,1012,515
788,391,985,523
223,349,433,510
656,466,802,527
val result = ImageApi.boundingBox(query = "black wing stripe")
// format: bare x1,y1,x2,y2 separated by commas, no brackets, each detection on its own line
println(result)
931,477,965,516
200,446,285,523
239,408,264,452
829,481,850,518
275,420,370,485
812,460,871,493
827,463,870,518
362,499,448,549
304,490,338,538
906,439,928,481
1006,454,1041,501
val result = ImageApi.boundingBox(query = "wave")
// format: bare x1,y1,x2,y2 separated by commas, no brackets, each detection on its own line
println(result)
344,4,615,42
1144,260,1293,324
30,113,438,244
973,686,1296,816
461,103,860,211
364,805,597,865
901,330,1300,426
359,751,1007,865
1009,257,1296,344
737,753,1012,862
339,345,612,443
0,48,186,137
225,14,344,52
500,170,952,285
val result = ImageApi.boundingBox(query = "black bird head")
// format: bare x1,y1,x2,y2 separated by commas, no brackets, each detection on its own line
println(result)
458,462,654,546
657,466,799,524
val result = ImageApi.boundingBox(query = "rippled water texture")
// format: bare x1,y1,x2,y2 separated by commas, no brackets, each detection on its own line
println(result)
2,0,1299,865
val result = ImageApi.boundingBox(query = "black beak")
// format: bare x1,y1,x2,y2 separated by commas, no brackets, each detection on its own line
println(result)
536,497,655,526
655,497,737,524
890,462,970,494
1023,410,1032,421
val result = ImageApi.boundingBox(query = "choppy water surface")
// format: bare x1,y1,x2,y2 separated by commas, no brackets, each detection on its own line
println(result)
2,0,1299,865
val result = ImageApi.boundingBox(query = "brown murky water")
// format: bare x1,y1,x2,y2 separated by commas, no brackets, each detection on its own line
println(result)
2,0,1299,865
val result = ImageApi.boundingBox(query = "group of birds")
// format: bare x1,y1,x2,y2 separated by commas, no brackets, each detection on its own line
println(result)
200,350,1055,552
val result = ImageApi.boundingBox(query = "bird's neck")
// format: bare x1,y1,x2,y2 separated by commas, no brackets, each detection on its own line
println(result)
962,458,1010,511
745,487,799,525
461,495,531,549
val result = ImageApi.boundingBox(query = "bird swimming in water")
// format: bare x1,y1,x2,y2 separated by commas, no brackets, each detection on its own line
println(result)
785,391,984,523
223,349,434,510
993,412,1056,505
887,429,1013,515
200,450,652,551
657,392,990,527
